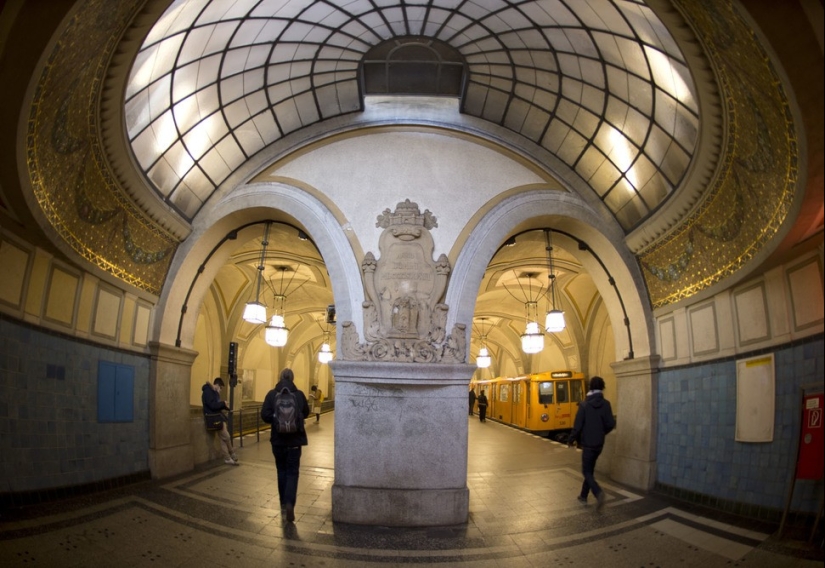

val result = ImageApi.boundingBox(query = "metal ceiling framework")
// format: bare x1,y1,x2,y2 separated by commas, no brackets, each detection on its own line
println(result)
126,0,698,230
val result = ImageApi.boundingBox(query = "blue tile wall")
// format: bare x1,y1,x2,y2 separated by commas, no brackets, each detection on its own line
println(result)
0,315,150,494
657,336,824,513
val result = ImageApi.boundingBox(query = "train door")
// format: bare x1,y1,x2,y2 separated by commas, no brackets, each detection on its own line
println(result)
512,379,527,428
554,380,575,429
496,381,512,423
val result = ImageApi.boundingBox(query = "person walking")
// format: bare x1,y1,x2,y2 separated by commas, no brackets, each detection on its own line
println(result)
261,368,310,522
468,387,476,416
568,376,615,511
309,385,324,423
201,377,238,465
477,389,488,422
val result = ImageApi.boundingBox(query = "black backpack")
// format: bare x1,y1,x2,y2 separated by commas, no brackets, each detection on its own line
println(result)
274,387,301,433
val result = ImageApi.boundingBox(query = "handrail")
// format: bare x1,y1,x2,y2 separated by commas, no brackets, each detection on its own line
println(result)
227,404,268,447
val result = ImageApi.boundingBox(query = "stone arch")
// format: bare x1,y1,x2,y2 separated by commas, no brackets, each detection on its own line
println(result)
446,189,655,363
153,181,365,351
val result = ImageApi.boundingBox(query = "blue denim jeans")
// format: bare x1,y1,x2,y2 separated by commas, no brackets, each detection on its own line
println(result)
271,445,302,507
579,446,603,499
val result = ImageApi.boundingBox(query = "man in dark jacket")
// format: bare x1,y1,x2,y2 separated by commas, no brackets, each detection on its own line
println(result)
261,368,310,522
201,378,238,465
568,376,615,511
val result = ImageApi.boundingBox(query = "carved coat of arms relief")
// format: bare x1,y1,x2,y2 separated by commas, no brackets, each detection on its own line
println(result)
340,199,466,363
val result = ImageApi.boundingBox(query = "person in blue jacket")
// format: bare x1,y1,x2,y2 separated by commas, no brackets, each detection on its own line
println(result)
568,376,615,511
201,377,238,465
261,368,310,522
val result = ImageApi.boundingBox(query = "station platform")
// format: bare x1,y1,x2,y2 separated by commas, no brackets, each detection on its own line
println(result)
1,413,821,567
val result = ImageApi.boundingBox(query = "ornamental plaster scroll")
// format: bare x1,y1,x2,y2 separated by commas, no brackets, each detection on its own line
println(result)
340,199,466,363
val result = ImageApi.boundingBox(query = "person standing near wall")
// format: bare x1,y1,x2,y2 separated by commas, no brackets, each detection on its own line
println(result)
201,378,238,465
309,385,323,423
477,389,488,422
568,376,615,511
469,387,476,416
261,368,310,522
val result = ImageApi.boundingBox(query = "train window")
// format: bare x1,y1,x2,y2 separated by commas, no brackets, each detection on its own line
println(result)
499,384,509,402
538,382,554,404
571,380,585,403
557,381,569,403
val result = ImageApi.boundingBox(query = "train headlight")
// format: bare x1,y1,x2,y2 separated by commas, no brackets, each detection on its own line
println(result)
540,413,549,422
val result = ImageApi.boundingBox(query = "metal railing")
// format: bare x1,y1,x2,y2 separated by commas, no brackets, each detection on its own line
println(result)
227,404,267,447
223,401,335,448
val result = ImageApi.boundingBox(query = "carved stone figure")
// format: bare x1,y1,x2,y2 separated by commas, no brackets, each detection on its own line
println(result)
342,200,466,364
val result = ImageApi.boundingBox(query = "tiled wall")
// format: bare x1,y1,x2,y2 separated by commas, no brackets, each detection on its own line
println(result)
657,335,824,516
0,314,150,497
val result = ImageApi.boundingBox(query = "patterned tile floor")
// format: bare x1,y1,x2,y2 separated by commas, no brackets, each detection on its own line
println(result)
1,414,821,567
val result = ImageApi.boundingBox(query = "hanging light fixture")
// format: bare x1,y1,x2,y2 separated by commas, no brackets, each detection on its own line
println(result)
265,294,289,347
503,266,546,355
475,317,491,369
521,300,545,354
263,265,309,348
242,222,271,324
544,230,566,333
317,329,334,364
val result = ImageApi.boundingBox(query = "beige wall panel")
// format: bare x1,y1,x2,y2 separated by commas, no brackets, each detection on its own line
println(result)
0,240,30,309
92,285,122,340
787,257,824,331
659,317,677,361
734,283,770,346
120,296,136,345
688,302,719,356
76,275,98,334
134,302,152,347
25,251,51,318
44,266,79,327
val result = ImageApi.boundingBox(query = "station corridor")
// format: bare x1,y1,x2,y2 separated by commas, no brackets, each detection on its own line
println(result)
1,414,821,568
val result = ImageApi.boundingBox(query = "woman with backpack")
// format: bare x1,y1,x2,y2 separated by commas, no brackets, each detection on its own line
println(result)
261,368,310,522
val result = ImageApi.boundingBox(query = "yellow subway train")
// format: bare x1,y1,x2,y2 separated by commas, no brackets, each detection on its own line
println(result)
472,371,586,436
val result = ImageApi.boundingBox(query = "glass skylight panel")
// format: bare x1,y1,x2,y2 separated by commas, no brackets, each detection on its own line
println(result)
569,0,613,32
660,143,689,184
200,147,232,184
180,166,212,202
235,120,266,155
673,106,698,150
198,0,259,23
577,146,608,180
638,171,671,206
143,0,202,46
148,156,180,197
614,194,647,228
580,59,605,87
215,137,245,168
557,129,588,165
170,185,200,218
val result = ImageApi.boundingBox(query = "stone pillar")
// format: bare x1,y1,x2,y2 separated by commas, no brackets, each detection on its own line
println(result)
609,355,660,490
148,341,199,479
330,360,474,526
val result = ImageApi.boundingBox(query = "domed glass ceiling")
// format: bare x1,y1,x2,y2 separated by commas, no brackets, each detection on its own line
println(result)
126,0,698,230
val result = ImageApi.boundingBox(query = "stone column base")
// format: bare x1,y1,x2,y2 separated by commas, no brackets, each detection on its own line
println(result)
148,444,194,479
332,485,469,526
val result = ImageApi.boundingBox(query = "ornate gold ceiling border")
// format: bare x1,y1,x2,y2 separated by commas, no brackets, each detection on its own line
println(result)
26,0,178,297
639,0,798,309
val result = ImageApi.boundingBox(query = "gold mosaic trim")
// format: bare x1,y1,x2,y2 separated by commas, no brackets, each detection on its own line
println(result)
26,0,177,297
640,0,798,308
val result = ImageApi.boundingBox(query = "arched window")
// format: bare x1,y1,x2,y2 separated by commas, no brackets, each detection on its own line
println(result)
362,37,465,97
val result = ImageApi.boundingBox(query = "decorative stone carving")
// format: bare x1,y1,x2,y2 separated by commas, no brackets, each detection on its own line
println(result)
341,199,466,363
